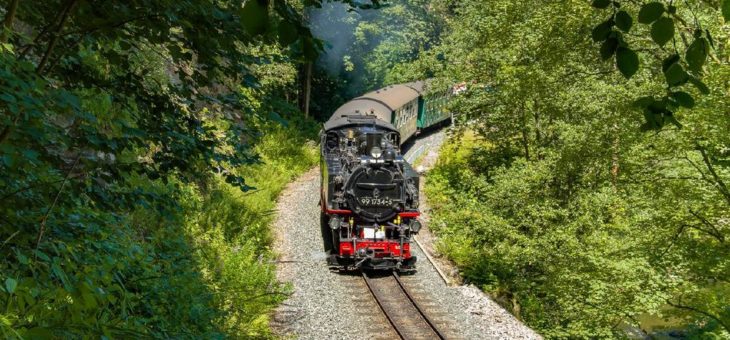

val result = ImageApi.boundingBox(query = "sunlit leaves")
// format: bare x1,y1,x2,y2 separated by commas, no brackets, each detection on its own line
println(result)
616,47,639,78
638,2,664,24
650,17,674,46
437,1,730,337
0,0,334,336
589,1,726,132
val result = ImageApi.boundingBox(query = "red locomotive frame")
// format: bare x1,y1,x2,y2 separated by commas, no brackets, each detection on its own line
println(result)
322,204,419,271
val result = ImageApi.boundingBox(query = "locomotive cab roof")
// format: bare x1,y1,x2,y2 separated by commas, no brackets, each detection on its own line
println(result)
323,114,398,133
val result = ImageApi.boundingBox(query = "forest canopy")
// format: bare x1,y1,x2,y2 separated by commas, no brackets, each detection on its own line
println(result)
0,0,361,337
412,0,729,338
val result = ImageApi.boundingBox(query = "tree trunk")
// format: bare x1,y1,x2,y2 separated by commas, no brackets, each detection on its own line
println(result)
520,103,530,160
521,126,530,161
1,0,19,43
610,123,620,190
301,62,312,118
533,103,542,159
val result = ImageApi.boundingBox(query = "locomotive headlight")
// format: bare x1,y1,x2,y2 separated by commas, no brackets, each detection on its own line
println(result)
383,149,396,162
409,220,422,233
329,216,342,230
370,146,382,158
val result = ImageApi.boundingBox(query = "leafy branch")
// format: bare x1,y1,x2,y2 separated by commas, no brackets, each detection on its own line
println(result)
590,0,726,130
666,298,730,332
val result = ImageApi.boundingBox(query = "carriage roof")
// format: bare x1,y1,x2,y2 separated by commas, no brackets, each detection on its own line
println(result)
357,84,420,111
323,114,397,132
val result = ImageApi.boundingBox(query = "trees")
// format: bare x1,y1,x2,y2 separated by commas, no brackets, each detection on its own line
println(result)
306,0,445,118
0,0,350,337
418,0,728,337
589,0,728,130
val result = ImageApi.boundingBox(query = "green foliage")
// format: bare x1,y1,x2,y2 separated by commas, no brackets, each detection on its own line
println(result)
0,0,323,337
638,2,665,24
0,117,317,337
180,120,318,337
616,47,639,78
408,0,729,337
650,17,674,47
615,10,633,32
686,37,709,72
307,0,445,118
590,0,726,130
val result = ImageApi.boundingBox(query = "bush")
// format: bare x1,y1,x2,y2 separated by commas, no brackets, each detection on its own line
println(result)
426,135,671,338
0,119,318,338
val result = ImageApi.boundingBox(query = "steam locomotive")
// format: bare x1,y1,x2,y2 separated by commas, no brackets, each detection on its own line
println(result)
320,81,453,271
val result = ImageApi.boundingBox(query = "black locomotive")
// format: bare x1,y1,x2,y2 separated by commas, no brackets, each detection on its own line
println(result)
320,81,454,271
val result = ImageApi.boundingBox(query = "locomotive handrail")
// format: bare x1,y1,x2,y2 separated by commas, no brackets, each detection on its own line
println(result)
355,183,397,189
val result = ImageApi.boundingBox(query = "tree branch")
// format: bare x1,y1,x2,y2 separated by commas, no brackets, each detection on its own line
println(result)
0,176,79,202
660,224,687,257
666,299,730,333
689,209,725,243
684,156,718,188
696,145,730,206
37,0,79,75
35,154,81,250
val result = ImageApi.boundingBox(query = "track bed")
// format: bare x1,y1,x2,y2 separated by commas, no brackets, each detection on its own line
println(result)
363,271,447,340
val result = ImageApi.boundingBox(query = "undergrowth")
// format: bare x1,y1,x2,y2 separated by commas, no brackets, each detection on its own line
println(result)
0,118,318,338
180,119,318,337
426,131,729,338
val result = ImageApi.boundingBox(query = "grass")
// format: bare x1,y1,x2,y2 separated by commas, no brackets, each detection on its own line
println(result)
179,121,318,337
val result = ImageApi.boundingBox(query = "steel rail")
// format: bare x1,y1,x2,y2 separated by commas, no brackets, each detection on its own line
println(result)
362,271,447,340
392,271,448,340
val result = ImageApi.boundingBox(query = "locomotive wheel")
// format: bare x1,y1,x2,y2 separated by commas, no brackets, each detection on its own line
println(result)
320,212,335,254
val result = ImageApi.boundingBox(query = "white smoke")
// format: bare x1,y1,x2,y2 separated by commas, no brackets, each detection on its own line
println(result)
307,2,360,76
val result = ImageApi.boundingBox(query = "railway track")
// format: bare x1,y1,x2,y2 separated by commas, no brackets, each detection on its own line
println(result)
363,271,448,340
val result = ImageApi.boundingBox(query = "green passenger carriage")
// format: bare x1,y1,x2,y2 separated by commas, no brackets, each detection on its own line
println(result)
331,80,455,146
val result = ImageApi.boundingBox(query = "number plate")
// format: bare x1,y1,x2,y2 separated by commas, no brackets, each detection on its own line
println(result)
358,197,393,207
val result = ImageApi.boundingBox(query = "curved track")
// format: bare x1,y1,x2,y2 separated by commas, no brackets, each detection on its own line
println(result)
363,271,447,340
272,129,541,339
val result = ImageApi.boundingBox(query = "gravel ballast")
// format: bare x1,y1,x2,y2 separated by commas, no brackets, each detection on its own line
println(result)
271,129,541,339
